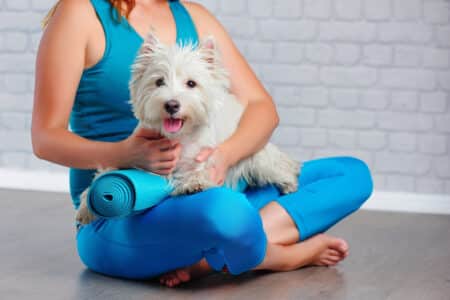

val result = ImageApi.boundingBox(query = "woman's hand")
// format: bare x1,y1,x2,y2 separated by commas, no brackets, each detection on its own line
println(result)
195,145,231,185
115,127,182,175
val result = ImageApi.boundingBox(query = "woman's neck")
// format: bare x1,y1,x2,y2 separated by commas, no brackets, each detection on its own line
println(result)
135,0,167,6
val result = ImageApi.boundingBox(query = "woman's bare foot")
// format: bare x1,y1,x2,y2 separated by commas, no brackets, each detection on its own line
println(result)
159,257,213,287
309,234,349,267
254,233,349,271
159,233,348,287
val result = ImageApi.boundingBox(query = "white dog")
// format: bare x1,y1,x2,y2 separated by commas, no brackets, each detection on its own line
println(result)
76,33,301,225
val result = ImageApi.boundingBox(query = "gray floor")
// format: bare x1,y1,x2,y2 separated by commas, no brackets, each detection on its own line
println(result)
1,188,449,300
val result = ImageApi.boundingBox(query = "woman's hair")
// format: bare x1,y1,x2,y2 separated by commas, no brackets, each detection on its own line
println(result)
41,0,136,29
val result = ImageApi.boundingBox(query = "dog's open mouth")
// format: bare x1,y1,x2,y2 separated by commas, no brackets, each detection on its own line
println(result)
163,117,184,133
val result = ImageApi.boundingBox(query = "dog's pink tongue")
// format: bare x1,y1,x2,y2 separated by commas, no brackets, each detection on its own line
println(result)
163,118,183,133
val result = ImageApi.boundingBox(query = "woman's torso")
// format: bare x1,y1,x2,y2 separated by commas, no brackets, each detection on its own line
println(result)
69,0,199,209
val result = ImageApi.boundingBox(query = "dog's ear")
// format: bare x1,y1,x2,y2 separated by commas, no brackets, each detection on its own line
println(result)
130,28,160,87
200,35,216,50
140,27,160,55
198,35,230,90
199,35,218,64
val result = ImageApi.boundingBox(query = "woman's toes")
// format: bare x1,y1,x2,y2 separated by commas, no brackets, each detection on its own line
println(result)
159,274,170,284
329,255,342,263
316,240,349,267
164,277,173,286
328,238,349,255
167,277,178,287
337,239,349,253
328,249,341,257
160,274,177,287
318,257,336,266
324,259,338,266
158,267,193,287
176,269,191,282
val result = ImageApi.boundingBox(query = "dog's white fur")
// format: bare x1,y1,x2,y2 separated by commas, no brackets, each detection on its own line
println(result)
76,33,301,225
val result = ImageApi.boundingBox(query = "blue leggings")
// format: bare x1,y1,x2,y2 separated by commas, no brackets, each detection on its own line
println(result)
76,156,373,279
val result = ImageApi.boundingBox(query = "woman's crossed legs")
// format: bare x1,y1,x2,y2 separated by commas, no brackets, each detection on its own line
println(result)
76,156,373,286
160,156,373,286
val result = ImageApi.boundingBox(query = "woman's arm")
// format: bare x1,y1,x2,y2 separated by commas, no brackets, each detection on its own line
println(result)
32,0,127,170
186,3,279,167
33,0,182,175
32,0,120,170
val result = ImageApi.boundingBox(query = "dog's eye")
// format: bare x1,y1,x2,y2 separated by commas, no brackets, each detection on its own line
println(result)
155,78,165,87
186,80,197,88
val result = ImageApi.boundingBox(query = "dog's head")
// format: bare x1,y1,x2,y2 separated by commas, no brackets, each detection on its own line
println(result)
129,32,229,139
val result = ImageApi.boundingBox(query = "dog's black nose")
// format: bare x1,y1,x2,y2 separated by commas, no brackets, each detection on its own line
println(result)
164,100,180,115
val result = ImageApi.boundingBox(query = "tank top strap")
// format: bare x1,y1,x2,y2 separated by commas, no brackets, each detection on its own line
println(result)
169,0,199,47
89,0,198,48
88,0,114,57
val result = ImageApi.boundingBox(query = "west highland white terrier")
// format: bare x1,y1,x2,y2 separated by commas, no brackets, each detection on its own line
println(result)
76,33,301,225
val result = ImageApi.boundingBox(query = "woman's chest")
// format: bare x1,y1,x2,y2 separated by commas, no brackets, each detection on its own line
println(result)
126,2,177,45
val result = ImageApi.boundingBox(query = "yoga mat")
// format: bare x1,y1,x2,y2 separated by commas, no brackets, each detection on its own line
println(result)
86,169,173,218
87,169,248,218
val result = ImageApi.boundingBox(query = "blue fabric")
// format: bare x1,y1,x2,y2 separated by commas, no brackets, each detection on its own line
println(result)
77,187,268,278
85,169,247,219
76,156,374,279
245,156,374,240
69,0,199,209
86,169,172,218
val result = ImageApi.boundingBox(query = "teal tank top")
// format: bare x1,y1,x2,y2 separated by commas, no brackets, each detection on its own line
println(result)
69,0,199,209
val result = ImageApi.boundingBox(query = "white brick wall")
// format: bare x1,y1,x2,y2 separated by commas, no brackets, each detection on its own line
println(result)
0,0,449,195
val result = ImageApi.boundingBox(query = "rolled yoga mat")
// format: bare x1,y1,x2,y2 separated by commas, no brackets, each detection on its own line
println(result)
86,169,172,218
87,169,248,218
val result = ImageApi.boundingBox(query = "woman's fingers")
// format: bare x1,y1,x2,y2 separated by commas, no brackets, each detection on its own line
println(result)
195,147,215,162
134,127,163,139
149,138,178,151
153,168,172,175
172,143,182,157
155,143,181,161
149,144,182,173
152,160,177,171
207,164,221,184
136,134,182,174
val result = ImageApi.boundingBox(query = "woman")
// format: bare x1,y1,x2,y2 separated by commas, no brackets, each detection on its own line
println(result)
32,0,374,288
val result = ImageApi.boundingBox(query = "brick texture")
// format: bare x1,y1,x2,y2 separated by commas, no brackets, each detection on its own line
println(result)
0,0,449,195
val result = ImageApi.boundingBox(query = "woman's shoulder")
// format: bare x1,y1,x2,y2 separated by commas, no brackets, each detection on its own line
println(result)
53,0,96,16
42,0,102,45
44,0,99,33
180,1,226,38
38,0,103,72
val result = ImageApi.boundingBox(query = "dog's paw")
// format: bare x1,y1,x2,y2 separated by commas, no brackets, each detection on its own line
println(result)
273,161,301,195
171,183,206,196
186,183,210,194
183,185,205,195
277,180,298,194
275,158,302,194
170,174,216,196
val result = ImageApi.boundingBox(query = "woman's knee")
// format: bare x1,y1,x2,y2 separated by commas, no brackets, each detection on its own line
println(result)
196,187,267,274
198,187,265,242
147,186,265,244
337,156,374,206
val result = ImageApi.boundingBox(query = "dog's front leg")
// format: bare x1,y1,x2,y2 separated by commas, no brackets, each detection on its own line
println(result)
170,168,216,196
